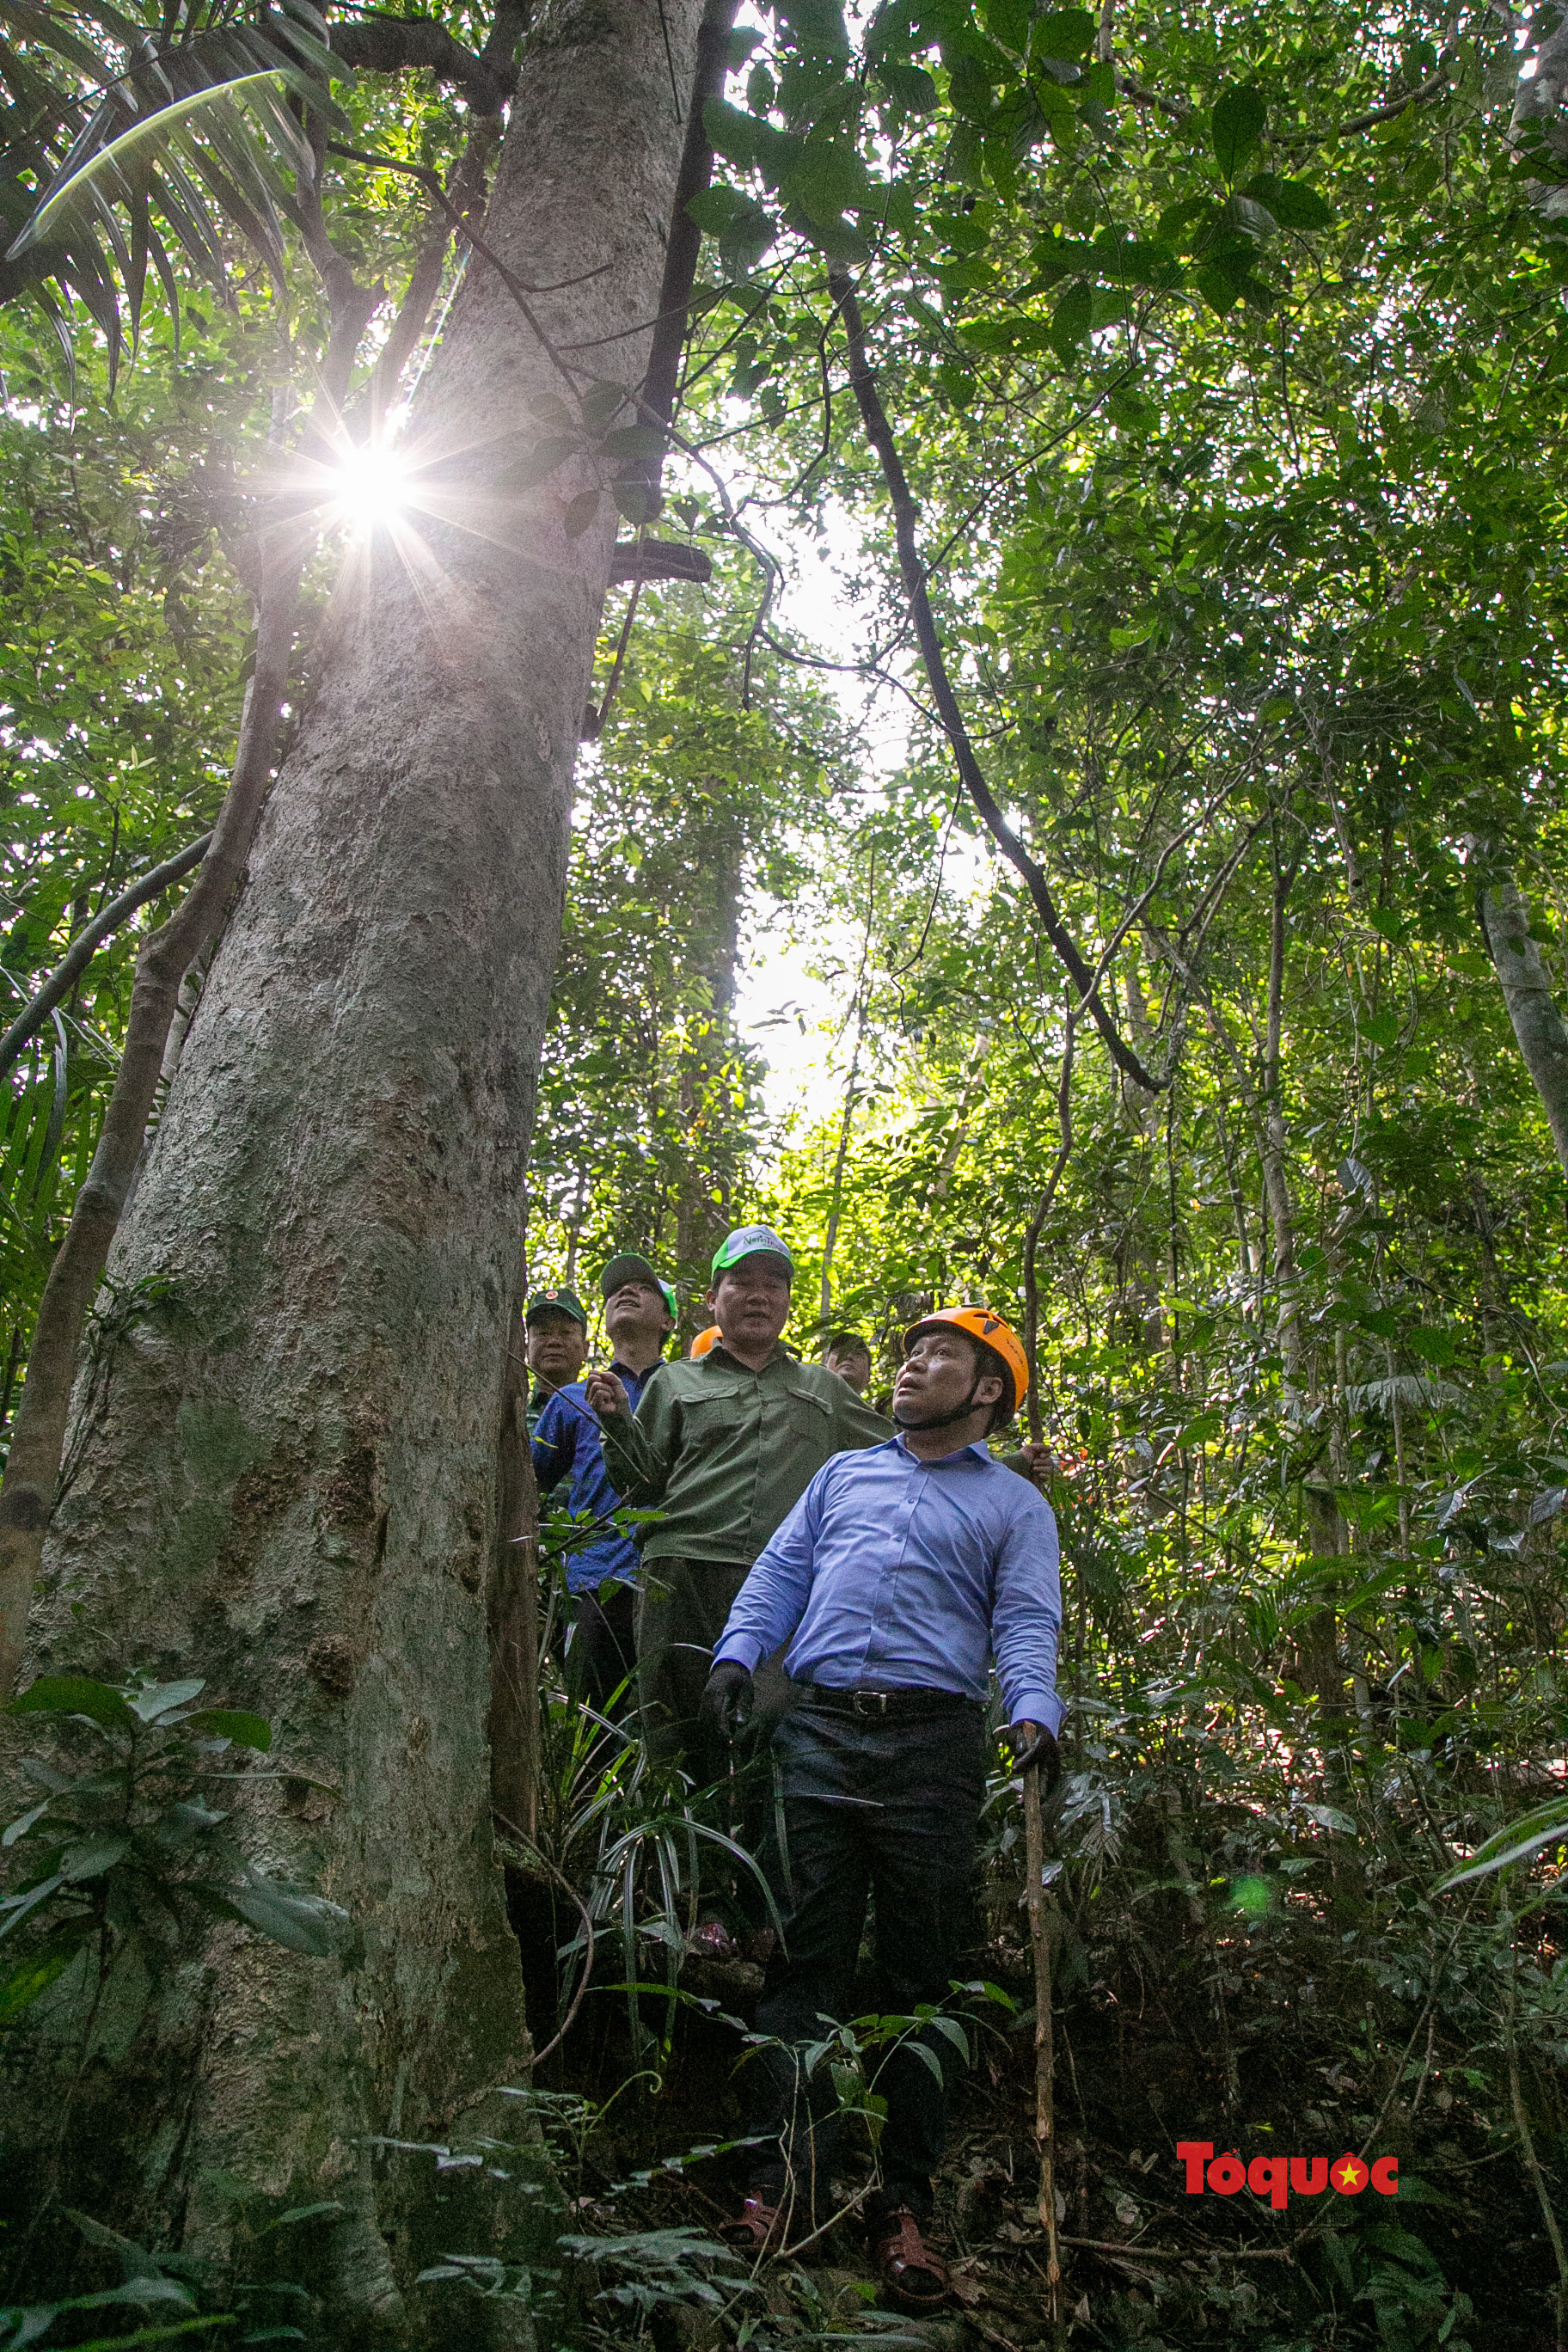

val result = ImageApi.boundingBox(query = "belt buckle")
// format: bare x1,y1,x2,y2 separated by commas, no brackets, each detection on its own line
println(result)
852,1690,889,1718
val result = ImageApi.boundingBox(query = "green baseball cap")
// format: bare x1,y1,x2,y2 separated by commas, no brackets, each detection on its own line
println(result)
600,1253,677,1320
524,1286,588,1332
710,1223,794,1280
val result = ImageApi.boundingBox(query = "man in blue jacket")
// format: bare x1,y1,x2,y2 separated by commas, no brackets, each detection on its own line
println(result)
700,1308,1063,2310
530,1253,675,1712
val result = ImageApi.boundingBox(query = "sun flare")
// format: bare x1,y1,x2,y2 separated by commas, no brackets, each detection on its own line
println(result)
328,440,410,538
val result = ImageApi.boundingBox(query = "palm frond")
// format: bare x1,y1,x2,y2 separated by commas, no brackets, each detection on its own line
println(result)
0,1,349,366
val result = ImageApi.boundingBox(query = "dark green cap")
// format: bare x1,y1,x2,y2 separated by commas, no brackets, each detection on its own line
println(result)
524,1286,588,1332
600,1253,677,1319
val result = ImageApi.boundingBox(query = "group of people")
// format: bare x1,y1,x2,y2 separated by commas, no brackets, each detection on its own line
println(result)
521,1223,1063,2311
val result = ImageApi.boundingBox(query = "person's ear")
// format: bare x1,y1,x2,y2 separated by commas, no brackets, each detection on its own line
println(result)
977,1375,1003,1412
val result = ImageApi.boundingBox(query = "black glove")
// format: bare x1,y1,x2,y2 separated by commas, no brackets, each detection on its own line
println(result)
701,1659,754,1744
1005,1719,1063,1791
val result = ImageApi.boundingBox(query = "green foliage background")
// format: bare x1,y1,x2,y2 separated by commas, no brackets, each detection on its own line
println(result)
2,0,1567,2339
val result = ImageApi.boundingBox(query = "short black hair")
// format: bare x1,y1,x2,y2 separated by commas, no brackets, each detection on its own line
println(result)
825,1330,872,1362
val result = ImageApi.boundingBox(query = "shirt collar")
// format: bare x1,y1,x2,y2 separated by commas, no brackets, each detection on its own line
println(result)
891,1432,992,1467
708,1339,787,1371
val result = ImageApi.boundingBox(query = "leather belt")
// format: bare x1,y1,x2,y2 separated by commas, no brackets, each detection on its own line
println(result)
800,1684,980,1722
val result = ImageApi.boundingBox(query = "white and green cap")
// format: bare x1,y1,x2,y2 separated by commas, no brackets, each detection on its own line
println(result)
710,1223,794,1279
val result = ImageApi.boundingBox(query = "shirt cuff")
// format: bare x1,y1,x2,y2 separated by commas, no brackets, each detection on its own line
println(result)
714,1632,765,1674
1008,1687,1064,1736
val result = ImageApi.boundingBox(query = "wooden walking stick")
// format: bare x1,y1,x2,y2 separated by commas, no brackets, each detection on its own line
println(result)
1018,1009,1075,2333
1022,1758,1063,2331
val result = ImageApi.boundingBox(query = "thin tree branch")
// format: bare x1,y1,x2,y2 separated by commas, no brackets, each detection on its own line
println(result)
828,266,1166,1093
1024,1011,1077,1448
1335,65,1451,137
355,116,501,427
622,0,741,514
330,15,519,113
0,834,211,1085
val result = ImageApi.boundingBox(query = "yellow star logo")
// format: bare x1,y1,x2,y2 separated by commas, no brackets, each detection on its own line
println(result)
1335,2158,1365,2190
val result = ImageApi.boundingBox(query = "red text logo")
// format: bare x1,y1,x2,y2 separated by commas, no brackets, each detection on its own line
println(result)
1177,2143,1398,2209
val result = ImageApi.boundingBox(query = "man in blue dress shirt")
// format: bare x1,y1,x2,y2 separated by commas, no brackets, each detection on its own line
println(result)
700,1307,1063,2309
531,1253,675,1712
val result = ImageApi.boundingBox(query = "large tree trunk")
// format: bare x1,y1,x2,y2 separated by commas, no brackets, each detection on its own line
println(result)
1481,870,1568,1185
2,0,701,2327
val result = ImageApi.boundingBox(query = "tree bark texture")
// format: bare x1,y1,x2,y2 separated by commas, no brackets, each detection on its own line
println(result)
1482,871,1568,1186
2,0,701,2329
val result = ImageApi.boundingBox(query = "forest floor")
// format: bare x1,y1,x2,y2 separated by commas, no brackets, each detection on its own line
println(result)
512,1825,1565,2352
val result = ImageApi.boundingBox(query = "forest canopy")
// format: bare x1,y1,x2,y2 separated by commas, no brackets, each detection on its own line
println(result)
1,0,1567,2345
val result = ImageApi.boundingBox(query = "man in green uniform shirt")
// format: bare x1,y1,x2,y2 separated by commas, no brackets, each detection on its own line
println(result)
585,1224,889,1775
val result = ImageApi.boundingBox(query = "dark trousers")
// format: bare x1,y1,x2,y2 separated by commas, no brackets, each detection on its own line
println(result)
745,1700,985,2225
568,1577,636,1718
635,1557,798,1784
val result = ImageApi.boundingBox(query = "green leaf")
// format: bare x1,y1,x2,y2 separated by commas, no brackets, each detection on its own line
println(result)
787,207,871,261
1407,1329,1456,1366
187,1709,272,1753
10,1675,136,1730
1032,8,1097,60
1210,83,1268,181
980,0,1032,51
1299,1802,1358,1835
1240,171,1333,230
875,61,939,110
59,1832,132,1880
3,1798,52,1847
127,1677,206,1723
563,487,603,540
781,141,873,227
1362,1009,1400,1048
685,185,776,269
613,483,658,527
214,1877,348,1957
1222,192,1279,236
923,2012,970,2062
10,72,296,259
0,1873,66,1941
702,100,799,186
580,380,629,434
1196,260,1242,316
147,1800,230,1848
1049,279,1093,364
0,1930,88,2024
775,0,851,56
598,426,667,461
1109,618,1158,649
497,435,581,493
1436,1797,1568,1890
254,2201,346,2237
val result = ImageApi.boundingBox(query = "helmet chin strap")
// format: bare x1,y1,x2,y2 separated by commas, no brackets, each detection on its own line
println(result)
893,1375,985,1435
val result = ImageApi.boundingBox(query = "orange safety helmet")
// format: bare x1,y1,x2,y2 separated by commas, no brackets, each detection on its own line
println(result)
689,1323,723,1358
903,1305,1030,1421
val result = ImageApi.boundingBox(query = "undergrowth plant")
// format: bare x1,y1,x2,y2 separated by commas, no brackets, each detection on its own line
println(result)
1,1670,346,2030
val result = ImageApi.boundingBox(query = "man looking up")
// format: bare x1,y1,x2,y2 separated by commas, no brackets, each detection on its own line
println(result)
700,1308,1063,2308
823,1331,873,1398
531,1253,674,1712
585,1225,889,1773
